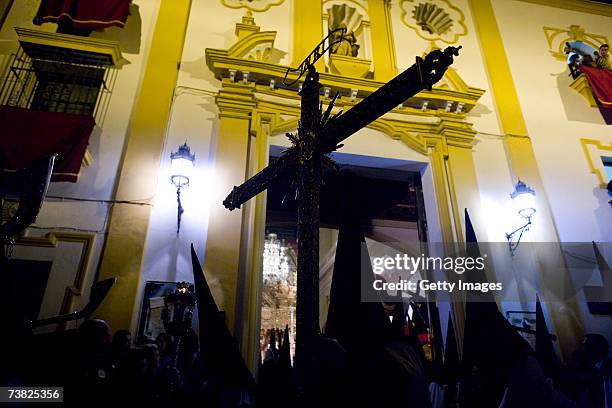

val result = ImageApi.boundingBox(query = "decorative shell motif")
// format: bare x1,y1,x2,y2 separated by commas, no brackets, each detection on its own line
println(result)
412,2,453,35
326,3,363,36
400,0,467,44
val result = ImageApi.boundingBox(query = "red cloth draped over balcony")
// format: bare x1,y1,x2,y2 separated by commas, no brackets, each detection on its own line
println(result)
581,65,612,107
0,106,95,182
580,65,612,124
33,0,131,29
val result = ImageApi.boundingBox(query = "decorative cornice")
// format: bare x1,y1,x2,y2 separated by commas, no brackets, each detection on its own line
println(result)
15,27,124,66
207,27,484,157
435,113,477,148
206,49,485,113
517,0,612,17
253,96,474,155
216,80,257,119
424,134,449,156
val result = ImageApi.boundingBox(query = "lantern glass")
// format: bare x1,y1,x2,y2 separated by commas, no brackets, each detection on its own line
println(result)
514,192,535,218
510,180,536,219
170,143,195,188
171,157,194,187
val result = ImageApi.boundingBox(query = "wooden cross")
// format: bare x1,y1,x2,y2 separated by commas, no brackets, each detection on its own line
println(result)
223,38,462,363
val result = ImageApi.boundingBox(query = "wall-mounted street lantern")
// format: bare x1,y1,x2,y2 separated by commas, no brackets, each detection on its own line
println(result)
506,179,536,256
170,142,195,235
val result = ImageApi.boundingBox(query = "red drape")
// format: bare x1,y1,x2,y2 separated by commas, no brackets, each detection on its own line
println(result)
580,65,612,124
33,0,131,29
581,65,612,107
0,106,95,182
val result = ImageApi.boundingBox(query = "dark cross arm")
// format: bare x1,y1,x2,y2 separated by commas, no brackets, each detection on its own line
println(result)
321,46,461,150
223,148,299,210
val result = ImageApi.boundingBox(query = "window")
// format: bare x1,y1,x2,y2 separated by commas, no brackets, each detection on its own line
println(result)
602,156,612,182
0,42,116,121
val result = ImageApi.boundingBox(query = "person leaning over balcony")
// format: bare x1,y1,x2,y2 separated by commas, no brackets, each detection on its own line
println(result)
595,44,610,69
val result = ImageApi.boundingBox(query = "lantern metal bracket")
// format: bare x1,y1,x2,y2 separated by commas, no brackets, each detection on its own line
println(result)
505,179,536,256
176,185,184,236
506,215,533,256
170,142,195,237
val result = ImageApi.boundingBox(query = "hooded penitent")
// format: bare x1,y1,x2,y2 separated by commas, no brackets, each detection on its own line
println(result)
444,312,460,385
190,244,256,397
324,170,431,407
593,241,612,315
324,170,391,350
535,295,560,385
460,209,535,407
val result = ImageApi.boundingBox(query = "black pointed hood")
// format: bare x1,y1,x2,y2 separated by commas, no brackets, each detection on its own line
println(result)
464,209,479,249
324,171,389,350
464,208,495,304
190,244,256,391
535,295,559,382
279,325,291,370
462,210,533,363
444,312,460,382
324,214,389,349
593,241,611,303
460,210,533,406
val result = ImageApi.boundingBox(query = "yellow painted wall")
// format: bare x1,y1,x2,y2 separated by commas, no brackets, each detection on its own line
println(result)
95,0,193,331
137,1,293,334
390,0,502,136
490,0,612,343
0,0,162,324
492,0,612,242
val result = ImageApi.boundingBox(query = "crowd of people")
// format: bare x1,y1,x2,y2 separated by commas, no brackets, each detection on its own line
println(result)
254,303,612,407
3,311,611,406
5,319,208,403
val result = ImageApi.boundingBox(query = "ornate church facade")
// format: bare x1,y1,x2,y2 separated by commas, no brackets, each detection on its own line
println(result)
1,0,610,373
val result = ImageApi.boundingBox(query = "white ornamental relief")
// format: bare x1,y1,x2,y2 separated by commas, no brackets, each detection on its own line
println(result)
221,0,285,12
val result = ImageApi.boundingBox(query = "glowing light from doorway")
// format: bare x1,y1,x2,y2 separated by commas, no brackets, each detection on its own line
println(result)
263,233,290,282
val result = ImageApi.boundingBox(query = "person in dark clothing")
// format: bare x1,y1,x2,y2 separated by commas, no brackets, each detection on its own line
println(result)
560,333,609,408
65,319,115,403
156,332,174,369
111,330,131,355
110,329,131,371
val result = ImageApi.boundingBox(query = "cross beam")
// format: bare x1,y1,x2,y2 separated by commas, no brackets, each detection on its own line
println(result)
223,46,461,212
223,46,461,362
